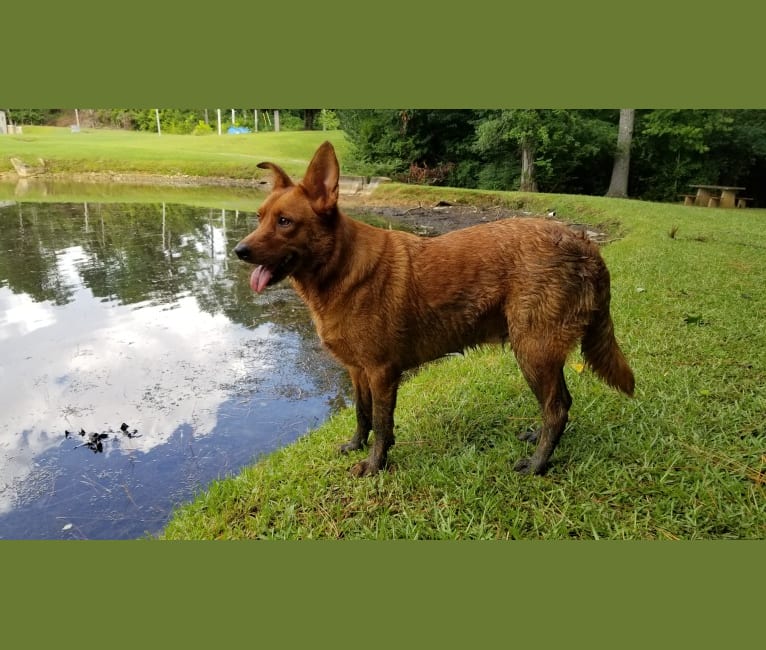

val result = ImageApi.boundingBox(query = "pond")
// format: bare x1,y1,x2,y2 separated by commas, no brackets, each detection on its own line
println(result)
0,196,352,539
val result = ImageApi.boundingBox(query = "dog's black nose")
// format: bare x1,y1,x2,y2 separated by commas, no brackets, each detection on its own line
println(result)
234,243,252,261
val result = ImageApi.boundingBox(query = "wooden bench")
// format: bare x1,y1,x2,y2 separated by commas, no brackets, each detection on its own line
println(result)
736,197,753,208
680,194,697,206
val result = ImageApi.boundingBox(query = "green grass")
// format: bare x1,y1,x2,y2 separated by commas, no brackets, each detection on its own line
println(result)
0,126,350,179
162,188,766,540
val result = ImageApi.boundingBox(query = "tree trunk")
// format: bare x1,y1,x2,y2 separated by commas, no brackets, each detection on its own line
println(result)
519,137,538,192
606,109,635,198
304,109,318,130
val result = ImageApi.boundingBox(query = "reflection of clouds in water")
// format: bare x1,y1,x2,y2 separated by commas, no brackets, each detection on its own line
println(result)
0,290,56,339
0,273,277,514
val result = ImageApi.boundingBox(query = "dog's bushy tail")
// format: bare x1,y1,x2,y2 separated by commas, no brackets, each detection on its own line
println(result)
581,263,635,396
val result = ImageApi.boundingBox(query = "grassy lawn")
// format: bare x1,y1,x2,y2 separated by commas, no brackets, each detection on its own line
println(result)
162,186,766,540
0,126,350,179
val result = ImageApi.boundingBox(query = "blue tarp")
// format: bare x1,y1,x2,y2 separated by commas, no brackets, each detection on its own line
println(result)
227,126,251,134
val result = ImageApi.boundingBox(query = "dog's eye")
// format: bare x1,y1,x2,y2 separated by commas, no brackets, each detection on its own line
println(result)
277,216,292,228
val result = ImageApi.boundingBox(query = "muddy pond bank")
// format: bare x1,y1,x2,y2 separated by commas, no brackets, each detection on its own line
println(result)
344,196,613,243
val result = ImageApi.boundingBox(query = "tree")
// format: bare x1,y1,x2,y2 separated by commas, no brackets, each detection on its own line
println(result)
632,109,735,201
474,110,616,193
505,110,541,191
337,109,415,173
475,110,540,191
606,109,635,197
303,109,319,130
317,109,340,131
520,132,538,191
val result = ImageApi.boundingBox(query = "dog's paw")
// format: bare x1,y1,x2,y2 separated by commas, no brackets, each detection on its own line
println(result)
516,428,540,443
513,457,533,474
349,459,381,478
513,457,549,476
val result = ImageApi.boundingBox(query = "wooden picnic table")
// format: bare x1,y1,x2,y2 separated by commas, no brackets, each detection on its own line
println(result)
687,184,747,208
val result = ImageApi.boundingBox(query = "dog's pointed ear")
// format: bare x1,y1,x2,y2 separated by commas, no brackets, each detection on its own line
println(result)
257,161,294,190
301,141,339,215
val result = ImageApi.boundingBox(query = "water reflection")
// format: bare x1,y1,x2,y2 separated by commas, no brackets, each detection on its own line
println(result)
0,201,348,539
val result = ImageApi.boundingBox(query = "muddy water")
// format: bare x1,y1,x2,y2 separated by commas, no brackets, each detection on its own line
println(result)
0,200,349,539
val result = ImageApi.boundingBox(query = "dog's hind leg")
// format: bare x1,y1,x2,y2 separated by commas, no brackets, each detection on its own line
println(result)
340,367,372,453
349,367,400,477
516,368,572,444
512,344,572,476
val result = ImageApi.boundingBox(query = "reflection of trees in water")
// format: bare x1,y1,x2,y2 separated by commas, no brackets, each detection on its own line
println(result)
0,201,252,316
0,203,78,304
0,202,205,307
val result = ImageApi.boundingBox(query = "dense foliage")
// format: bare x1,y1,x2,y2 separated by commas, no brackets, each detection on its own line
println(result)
6,108,766,204
337,109,766,205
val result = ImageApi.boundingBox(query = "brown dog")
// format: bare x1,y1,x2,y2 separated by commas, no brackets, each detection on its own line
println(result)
235,141,634,477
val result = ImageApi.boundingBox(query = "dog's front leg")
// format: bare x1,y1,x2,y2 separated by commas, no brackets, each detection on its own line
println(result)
349,368,400,477
340,367,372,454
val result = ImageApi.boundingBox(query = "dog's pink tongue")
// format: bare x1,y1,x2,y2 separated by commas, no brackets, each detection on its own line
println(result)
250,266,272,293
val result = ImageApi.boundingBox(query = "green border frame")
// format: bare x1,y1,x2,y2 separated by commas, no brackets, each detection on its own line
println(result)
5,2,766,107
3,541,763,645
3,1,764,646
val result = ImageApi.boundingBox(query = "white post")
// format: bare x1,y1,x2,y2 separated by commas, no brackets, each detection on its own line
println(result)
254,109,258,132
155,109,161,136
231,109,235,125
273,110,280,132
217,109,222,135
75,109,80,129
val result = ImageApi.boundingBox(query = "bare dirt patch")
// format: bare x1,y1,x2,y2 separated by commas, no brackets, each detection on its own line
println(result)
343,196,614,243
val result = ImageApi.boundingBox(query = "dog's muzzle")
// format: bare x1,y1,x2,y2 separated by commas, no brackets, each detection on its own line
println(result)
234,243,253,262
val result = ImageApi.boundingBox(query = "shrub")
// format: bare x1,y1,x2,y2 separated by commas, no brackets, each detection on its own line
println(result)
278,114,305,131
318,109,340,131
192,120,214,135
400,161,456,186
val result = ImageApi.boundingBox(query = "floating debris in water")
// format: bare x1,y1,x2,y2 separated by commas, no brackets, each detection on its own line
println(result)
66,422,141,453
74,432,109,453
120,422,141,439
